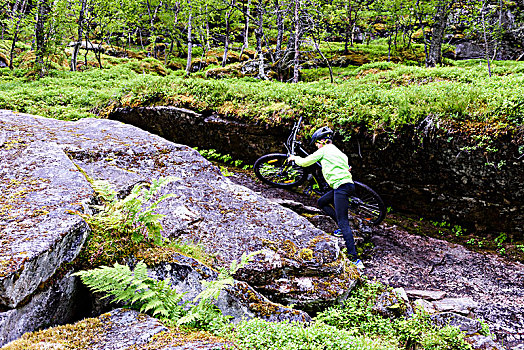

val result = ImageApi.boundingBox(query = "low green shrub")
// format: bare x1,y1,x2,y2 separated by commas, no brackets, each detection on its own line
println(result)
316,280,472,350
226,318,397,350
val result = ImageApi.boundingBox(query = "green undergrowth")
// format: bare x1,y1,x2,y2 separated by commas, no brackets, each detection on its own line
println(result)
314,280,471,350
2,58,523,137
113,62,524,135
218,279,473,350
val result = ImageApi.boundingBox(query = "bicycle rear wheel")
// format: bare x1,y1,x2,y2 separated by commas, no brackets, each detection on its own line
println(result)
349,181,386,225
253,153,308,188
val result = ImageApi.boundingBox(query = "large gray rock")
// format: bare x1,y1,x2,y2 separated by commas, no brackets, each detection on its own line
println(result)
0,139,92,309
148,252,311,323
430,312,482,335
0,272,82,345
0,110,355,344
0,110,355,306
1,308,232,349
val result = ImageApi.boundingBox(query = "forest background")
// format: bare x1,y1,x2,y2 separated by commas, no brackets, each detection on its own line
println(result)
0,0,523,132
1,1,524,349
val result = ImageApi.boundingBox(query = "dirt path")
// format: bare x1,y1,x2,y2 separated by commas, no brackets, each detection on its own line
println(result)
228,170,524,349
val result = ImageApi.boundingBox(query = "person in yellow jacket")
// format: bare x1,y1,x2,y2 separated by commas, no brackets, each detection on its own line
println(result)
288,126,364,269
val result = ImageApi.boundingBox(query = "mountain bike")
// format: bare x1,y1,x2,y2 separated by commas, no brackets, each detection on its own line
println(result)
254,116,386,226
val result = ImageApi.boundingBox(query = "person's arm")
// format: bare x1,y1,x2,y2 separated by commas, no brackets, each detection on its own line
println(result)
288,148,324,167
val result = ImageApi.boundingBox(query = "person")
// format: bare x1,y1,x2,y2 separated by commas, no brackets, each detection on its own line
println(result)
288,126,364,269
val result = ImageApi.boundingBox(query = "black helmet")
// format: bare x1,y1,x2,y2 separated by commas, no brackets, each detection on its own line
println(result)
310,126,333,145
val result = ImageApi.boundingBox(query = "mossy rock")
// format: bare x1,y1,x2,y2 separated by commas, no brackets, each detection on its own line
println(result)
332,54,370,67
205,56,219,66
206,50,223,61
241,48,257,60
127,50,146,60
224,51,241,63
102,44,127,58
190,58,208,72
0,52,9,68
135,58,168,76
167,60,184,70
17,51,69,70
205,63,243,79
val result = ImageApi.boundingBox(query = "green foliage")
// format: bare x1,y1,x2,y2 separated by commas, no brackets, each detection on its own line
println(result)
86,177,177,245
165,240,214,266
0,65,143,120
194,147,251,170
225,318,390,350
76,176,177,267
315,280,472,350
2,59,524,138
177,251,260,330
75,251,261,332
74,261,186,319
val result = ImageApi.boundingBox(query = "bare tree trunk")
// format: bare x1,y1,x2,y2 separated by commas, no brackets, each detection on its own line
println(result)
35,0,50,77
275,0,284,54
344,2,351,53
255,4,266,79
185,4,193,73
165,9,179,65
243,0,251,49
416,0,429,63
239,0,250,60
481,0,492,77
9,0,28,69
205,4,211,51
312,32,333,83
426,1,452,67
292,0,300,83
222,3,234,67
71,0,87,71
387,32,391,61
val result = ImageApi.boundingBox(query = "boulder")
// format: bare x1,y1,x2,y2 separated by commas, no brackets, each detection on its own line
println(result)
0,272,82,345
0,140,92,309
1,308,233,349
147,252,311,323
0,110,355,344
373,289,414,319
466,334,505,350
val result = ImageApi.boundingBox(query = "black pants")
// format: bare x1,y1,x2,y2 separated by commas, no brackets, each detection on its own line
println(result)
318,182,357,259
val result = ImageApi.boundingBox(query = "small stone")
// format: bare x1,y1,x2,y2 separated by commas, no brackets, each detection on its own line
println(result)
433,297,478,315
405,289,447,301
393,287,409,302
466,334,505,350
430,312,482,335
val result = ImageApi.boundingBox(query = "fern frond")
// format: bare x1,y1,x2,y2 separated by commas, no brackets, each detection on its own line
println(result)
91,180,117,203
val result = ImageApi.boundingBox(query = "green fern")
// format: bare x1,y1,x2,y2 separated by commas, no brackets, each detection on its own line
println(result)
177,250,262,328
74,261,186,320
83,176,178,245
75,251,262,330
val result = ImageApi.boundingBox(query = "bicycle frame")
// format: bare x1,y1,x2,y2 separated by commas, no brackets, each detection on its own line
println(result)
254,117,386,225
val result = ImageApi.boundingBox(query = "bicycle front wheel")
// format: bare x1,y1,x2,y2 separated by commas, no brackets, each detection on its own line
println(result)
253,153,308,188
349,181,386,225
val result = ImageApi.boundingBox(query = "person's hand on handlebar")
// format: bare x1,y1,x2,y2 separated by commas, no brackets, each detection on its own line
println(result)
288,155,297,162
